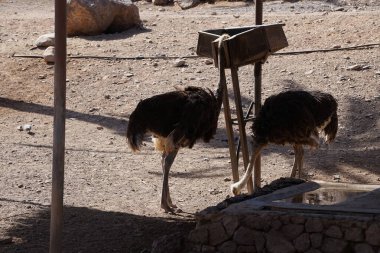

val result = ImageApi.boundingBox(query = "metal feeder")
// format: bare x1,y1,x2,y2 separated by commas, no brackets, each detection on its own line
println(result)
197,24,288,192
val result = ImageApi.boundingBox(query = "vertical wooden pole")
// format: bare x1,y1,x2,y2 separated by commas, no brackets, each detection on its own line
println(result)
254,0,263,189
50,0,67,252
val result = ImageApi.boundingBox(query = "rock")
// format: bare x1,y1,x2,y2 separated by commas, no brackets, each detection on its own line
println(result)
325,225,343,238
177,0,200,10
310,233,323,248
321,238,348,253
43,46,55,63
208,222,229,246
218,241,237,253
366,223,380,246
344,227,364,241
152,0,168,6
294,233,310,252
151,232,183,253
281,224,304,240
222,216,239,237
266,230,295,253
188,227,208,244
237,245,256,253
35,33,55,47
23,124,32,132
305,219,323,233
346,64,371,71
173,59,186,67
354,243,375,253
305,70,314,75
233,227,256,246
67,0,141,36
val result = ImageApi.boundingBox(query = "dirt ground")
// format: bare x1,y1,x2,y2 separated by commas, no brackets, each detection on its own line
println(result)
0,0,379,252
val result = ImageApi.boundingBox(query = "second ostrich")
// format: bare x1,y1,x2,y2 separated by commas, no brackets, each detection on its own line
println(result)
231,90,338,195
127,35,229,212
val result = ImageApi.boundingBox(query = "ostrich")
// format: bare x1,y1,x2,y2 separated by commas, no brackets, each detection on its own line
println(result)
231,90,338,195
127,35,230,213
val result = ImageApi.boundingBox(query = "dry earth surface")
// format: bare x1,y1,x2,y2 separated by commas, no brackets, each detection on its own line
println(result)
0,0,379,252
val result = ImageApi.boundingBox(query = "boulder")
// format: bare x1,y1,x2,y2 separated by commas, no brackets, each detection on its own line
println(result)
67,0,141,36
35,33,55,47
177,0,200,10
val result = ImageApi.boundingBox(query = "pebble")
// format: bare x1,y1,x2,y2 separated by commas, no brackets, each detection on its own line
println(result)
305,70,314,75
204,59,213,65
224,177,231,182
333,174,340,180
173,58,186,67
23,124,32,132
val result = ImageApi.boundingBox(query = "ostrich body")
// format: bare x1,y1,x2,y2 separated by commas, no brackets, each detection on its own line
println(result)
127,34,229,213
127,86,221,212
231,90,338,195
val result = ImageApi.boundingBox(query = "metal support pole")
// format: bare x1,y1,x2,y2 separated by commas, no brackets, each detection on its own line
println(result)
254,0,263,189
50,0,67,252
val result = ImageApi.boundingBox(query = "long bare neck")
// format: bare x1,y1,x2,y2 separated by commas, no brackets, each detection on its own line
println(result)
214,34,229,114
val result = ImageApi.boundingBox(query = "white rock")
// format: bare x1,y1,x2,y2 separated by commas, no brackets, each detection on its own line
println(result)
35,33,55,47
43,46,55,63
173,59,186,67
23,124,32,132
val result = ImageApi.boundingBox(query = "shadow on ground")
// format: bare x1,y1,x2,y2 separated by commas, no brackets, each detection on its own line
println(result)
0,199,195,253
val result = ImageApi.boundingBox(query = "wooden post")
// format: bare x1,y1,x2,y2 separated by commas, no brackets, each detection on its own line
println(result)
254,0,263,189
50,0,67,252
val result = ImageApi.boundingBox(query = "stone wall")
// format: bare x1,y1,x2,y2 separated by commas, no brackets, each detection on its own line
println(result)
186,210,380,253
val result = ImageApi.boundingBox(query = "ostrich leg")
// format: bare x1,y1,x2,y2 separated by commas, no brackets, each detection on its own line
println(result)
161,149,179,213
290,144,300,178
290,144,303,178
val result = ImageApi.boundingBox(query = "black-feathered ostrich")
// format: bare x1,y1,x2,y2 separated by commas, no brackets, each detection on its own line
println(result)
231,90,338,195
127,35,230,213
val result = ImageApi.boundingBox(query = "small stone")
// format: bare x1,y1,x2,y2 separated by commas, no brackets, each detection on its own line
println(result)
38,74,47,79
104,95,111,99
305,70,314,75
204,59,213,65
97,126,103,130
332,45,342,49
17,125,23,131
43,46,55,63
173,59,186,67
223,177,231,182
126,73,134,77
23,124,32,132
334,7,344,11
233,14,240,18
18,184,24,188
333,174,340,180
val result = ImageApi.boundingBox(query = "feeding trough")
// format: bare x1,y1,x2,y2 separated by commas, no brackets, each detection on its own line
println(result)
197,24,288,68
196,24,288,192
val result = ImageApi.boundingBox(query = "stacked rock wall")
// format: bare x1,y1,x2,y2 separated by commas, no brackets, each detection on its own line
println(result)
187,211,380,253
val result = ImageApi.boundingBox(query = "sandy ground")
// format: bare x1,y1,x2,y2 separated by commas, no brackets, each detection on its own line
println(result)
0,0,379,252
